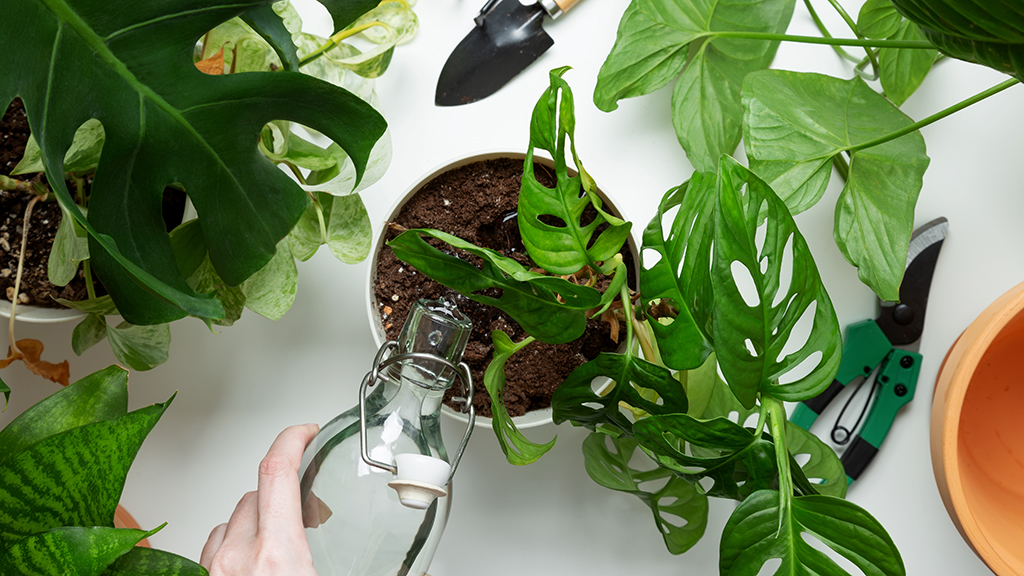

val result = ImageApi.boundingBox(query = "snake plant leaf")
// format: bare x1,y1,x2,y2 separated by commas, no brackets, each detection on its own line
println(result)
712,156,841,408
742,70,929,301
594,0,795,172
0,365,128,463
486,331,556,465
719,490,905,576
1,0,387,326
521,68,631,275
582,433,708,554
858,0,903,39
388,229,601,344
879,21,938,105
102,547,209,576
785,421,847,498
551,351,687,435
640,173,716,370
889,0,1024,79
633,413,778,501
0,397,170,547
0,526,155,576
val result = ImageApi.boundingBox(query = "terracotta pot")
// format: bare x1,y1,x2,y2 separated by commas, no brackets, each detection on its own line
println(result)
366,150,637,430
932,280,1024,575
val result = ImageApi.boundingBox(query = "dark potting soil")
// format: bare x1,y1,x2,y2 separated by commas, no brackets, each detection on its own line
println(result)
0,99,93,307
374,157,635,418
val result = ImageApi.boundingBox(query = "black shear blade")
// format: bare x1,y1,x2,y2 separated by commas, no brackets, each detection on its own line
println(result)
876,217,948,346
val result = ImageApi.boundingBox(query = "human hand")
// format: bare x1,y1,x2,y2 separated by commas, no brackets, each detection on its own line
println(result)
201,424,320,576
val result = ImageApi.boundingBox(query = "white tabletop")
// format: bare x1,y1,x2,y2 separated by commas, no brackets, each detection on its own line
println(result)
3,1,1021,574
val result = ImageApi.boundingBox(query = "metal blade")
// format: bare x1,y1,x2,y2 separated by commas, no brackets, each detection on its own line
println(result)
876,217,949,347
435,0,552,106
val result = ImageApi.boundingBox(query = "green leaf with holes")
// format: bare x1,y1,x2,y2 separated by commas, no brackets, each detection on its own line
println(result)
520,67,631,275
785,421,847,498
594,0,795,172
388,228,601,344
742,70,929,300
634,413,778,501
485,331,556,466
1,0,385,325
640,173,716,371
582,433,708,554
552,351,687,435
711,156,841,408
719,490,905,576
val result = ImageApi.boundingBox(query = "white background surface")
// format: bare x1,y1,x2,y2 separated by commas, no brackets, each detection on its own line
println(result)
2,0,1022,574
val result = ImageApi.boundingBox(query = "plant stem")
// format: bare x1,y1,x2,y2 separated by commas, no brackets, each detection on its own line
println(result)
308,191,329,244
7,196,40,356
83,260,97,300
621,280,635,355
766,395,792,533
299,21,388,67
823,0,880,75
711,31,934,49
802,0,861,64
832,154,849,181
754,399,770,439
847,77,1020,153
73,174,86,207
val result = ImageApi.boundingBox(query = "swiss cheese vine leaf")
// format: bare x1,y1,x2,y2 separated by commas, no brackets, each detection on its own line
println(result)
388,229,601,344
594,0,795,172
551,351,687,435
520,67,631,275
742,70,929,300
712,156,841,408
785,421,847,498
640,173,716,370
485,331,556,466
1,0,386,325
889,0,1024,79
633,413,778,501
582,433,708,554
719,490,905,576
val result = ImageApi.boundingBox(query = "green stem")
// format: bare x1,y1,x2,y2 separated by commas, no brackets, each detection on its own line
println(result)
802,0,860,64
824,0,880,74
711,31,934,49
847,77,1020,153
310,193,328,244
832,154,849,181
299,21,388,67
73,174,86,208
754,399,770,439
621,280,635,356
83,260,97,300
766,395,792,533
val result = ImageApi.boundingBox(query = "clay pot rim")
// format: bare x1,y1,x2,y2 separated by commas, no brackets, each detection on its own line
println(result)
932,280,1024,575
365,149,638,430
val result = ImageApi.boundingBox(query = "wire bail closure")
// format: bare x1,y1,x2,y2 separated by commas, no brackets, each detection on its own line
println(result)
358,340,475,487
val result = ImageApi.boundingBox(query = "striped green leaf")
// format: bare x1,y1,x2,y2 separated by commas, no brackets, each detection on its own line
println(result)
0,366,129,464
0,526,152,576
0,399,171,548
102,547,209,576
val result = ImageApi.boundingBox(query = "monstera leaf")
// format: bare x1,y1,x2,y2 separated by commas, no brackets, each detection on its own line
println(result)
1,0,386,325
889,0,1024,79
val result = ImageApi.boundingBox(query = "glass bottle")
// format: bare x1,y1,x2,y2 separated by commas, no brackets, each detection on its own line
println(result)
299,299,475,576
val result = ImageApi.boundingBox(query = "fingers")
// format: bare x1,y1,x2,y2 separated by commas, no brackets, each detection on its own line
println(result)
200,523,227,569
222,490,258,545
256,423,319,540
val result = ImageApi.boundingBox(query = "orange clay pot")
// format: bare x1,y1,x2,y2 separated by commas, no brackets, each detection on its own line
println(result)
113,505,151,548
933,281,1024,575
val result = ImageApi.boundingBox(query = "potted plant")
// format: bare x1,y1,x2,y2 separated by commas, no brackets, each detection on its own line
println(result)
0,366,206,575
0,0,416,383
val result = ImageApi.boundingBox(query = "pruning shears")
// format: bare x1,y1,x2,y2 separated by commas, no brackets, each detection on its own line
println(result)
791,217,948,485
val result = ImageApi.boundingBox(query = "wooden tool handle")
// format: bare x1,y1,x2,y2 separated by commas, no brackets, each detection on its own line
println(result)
554,0,582,13
543,0,581,18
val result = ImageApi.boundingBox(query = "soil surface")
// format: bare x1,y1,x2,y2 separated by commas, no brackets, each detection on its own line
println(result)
374,157,635,418
1,99,93,307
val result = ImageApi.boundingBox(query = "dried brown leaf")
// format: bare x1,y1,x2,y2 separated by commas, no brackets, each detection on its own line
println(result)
195,46,226,75
0,339,70,386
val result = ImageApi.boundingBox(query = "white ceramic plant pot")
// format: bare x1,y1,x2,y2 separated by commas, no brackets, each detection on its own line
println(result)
366,150,638,430
0,300,85,324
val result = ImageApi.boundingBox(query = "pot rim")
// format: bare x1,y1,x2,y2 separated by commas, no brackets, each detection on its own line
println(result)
365,149,638,430
932,280,1024,575
0,300,85,324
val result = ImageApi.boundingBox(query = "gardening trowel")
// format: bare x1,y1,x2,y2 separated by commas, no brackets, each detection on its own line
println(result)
435,0,582,106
